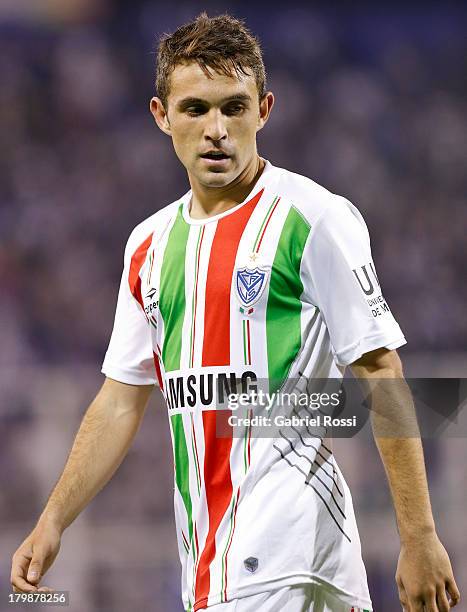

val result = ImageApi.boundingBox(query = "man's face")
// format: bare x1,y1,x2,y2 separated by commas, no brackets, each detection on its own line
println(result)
151,62,272,188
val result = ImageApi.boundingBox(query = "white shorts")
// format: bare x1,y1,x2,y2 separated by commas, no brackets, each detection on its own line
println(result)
203,583,371,611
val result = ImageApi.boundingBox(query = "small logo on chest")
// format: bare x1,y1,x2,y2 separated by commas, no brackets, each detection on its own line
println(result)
144,286,159,317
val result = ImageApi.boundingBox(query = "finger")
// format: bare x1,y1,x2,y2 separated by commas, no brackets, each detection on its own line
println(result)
27,549,45,584
11,562,38,593
12,580,38,593
437,585,453,612
408,599,423,612
424,591,438,612
11,552,31,582
397,582,409,611
37,586,54,593
446,578,461,607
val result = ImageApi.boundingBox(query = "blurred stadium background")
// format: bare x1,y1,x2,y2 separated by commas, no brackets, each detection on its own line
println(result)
1,1,466,611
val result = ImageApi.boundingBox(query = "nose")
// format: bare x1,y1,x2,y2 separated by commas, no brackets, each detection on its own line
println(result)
204,108,227,143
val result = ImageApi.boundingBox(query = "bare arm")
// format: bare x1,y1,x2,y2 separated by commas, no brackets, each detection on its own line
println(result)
351,348,436,543
10,377,153,593
40,377,153,531
351,348,460,612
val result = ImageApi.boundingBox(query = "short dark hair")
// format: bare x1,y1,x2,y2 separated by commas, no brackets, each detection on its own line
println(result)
156,12,266,108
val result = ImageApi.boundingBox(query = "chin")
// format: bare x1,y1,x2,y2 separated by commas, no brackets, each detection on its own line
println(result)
199,171,233,187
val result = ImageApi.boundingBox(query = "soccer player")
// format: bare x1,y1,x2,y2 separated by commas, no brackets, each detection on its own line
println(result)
11,13,460,612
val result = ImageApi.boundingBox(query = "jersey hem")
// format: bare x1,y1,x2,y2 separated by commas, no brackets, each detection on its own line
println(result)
191,573,372,610
334,332,407,367
101,364,158,386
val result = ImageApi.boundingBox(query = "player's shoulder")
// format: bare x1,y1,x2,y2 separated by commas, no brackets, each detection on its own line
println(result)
124,195,186,260
273,163,364,229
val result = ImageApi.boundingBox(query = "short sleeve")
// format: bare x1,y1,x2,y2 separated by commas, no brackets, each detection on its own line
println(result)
101,237,158,386
302,196,406,366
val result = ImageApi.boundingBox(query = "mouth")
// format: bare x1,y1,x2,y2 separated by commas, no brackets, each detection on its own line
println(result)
199,151,231,166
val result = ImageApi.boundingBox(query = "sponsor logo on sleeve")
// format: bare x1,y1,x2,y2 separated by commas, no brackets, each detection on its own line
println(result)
352,262,392,318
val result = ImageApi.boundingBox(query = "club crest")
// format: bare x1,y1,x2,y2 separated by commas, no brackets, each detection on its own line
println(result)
236,266,269,307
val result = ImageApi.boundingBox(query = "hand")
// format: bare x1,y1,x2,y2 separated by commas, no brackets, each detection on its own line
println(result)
396,532,460,611
10,518,62,593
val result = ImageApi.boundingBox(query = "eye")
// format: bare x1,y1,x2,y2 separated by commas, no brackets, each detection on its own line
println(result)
186,105,206,116
224,104,245,116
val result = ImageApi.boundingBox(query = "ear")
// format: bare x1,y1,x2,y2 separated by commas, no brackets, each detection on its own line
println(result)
257,91,274,132
150,97,171,135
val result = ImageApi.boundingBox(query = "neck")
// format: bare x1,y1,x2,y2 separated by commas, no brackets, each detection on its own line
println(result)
188,155,265,220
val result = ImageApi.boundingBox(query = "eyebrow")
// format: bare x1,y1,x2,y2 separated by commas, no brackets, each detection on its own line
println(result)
176,93,252,110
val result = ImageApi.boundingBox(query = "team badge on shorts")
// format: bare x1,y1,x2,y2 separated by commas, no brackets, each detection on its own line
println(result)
235,266,269,313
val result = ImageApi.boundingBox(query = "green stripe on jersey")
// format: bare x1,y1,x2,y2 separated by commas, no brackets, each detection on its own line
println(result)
266,206,311,392
171,413,193,541
159,205,190,372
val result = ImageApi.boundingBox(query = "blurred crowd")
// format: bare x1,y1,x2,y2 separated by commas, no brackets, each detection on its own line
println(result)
1,3,466,612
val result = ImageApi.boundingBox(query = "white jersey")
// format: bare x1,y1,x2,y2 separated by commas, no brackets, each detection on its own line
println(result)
102,160,406,611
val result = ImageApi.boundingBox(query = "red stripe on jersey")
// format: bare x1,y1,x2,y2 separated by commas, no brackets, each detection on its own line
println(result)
202,188,263,366
256,196,280,252
222,487,241,601
152,351,163,390
128,233,154,309
194,410,233,610
246,318,252,365
247,410,252,467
